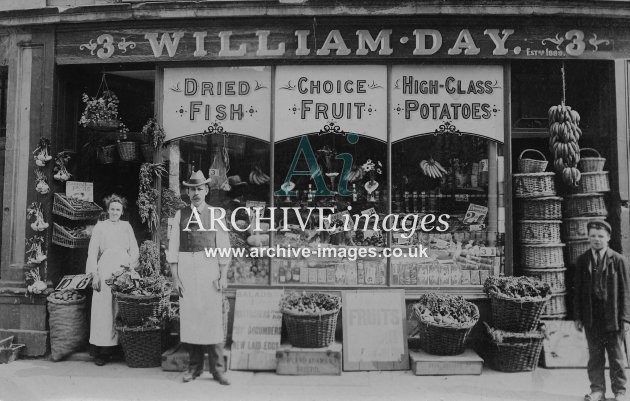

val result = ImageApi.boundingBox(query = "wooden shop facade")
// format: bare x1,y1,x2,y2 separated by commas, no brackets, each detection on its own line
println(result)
0,1,629,356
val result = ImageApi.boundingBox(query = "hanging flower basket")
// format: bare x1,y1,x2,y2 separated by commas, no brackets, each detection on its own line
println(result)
87,119,120,132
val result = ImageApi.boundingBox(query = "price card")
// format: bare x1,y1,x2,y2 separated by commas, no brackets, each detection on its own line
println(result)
55,274,92,291
208,168,220,177
463,204,489,225
479,247,497,257
66,181,94,202
469,224,486,232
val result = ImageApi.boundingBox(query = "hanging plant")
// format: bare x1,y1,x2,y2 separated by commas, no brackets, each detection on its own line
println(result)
33,138,53,167
137,162,166,232
34,170,50,195
138,240,161,277
27,202,49,232
79,89,120,129
25,266,47,295
26,236,47,265
548,63,582,188
53,151,72,182
141,117,166,149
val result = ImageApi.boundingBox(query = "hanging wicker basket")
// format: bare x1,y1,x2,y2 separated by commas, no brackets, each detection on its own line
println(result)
117,141,139,162
565,193,607,217
565,239,591,266
516,220,561,244
519,267,566,293
87,119,119,132
518,149,548,173
513,172,556,198
578,148,606,172
562,216,607,241
516,196,563,220
97,144,117,164
570,172,610,194
519,243,565,268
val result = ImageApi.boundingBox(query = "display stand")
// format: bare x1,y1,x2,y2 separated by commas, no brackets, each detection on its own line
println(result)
409,349,483,376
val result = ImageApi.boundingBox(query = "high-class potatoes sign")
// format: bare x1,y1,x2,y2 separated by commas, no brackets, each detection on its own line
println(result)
390,65,504,143
162,67,271,141
274,65,387,142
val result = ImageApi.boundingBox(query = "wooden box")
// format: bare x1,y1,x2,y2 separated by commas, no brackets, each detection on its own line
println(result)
276,342,342,375
409,349,483,376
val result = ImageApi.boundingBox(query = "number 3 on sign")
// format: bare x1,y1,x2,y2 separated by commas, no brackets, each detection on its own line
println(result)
565,30,586,56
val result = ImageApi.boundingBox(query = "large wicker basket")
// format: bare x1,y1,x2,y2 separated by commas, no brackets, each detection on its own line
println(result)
113,291,170,327
565,194,607,217
519,243,565,268
519,268,566,293
489,291,550,332
513,172,556,198
562,216,607,241
516,197,562,220
52,223,91,249
52,193,103,221
47,294,88,361
117,325,162,368
541,292,568,318
518,149,548,173
571,171,610,194
485,322,545,372
565,239,591,266
282,308,340,348
516,220,561,244
412,302,479,356
117,141,139,162
578,148,606,172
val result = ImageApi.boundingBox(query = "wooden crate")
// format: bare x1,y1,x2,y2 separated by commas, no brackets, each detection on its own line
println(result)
276,342,342,376
409,349,483,376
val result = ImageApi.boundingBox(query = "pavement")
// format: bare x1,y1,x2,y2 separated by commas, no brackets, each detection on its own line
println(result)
0,354,620,401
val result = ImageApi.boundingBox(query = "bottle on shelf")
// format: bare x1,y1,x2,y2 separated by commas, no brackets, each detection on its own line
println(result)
352,183,358,202
403,191,410,213
412,191,419,213
292,264,301,283
420,191,427,213
278,265,287,284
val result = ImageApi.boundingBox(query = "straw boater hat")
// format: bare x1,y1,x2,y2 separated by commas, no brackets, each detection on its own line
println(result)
182,170,213,187
227,175,247,187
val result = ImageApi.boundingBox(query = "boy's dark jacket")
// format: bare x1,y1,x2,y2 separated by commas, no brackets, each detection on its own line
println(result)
573,248,630,331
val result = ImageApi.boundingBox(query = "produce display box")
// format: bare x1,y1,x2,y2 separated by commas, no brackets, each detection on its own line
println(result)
409,349,483,376
161,343,230,372
275,342,342,376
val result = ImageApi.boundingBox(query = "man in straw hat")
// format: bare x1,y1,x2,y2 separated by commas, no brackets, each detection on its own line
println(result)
574,219,630,401
167,170,232,384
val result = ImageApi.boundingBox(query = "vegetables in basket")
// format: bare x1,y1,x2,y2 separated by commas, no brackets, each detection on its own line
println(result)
413,293,477,327
279,291,341,315
483,275,551,300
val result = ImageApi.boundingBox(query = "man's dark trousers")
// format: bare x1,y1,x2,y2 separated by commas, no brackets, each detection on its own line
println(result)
185,343,226,375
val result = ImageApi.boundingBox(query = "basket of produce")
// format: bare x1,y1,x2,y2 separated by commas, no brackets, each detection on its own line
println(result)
117,141,139,162
0,336,25,364
52,223,92,248
541,292,568,318
97,144,117,164
570,171,610,194
578,148,606,172
483,276,552,332
519,268,566,293
47,290,88,361
411,293,479,356
53,193,103,221
517,196,562,220
484,322,545,372
519,243,565,268
280,292,341,348
107,266,171,327
116,318,162,368
562,216,607,241
565,239,591,266
516,220,561,244
518,149,548,173
513,172,556,198
565,193,607,217
140,143,153,162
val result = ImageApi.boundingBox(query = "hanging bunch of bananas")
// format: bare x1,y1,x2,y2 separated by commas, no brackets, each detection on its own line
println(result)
249,159,270,185
420,157,447,179
548,103,582,187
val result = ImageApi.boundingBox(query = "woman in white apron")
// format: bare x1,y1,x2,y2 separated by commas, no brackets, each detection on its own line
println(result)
86,194,139,366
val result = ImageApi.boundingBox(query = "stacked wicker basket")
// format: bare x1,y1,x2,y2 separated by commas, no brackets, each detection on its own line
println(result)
514,149,567,318
564,148,609,316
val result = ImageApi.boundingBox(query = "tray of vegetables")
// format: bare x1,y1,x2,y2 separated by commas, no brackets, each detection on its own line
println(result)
280,291,341,348
483,275,551,332
411,293,479,356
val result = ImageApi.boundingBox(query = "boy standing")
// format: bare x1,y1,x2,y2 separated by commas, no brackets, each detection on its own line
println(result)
574,220,630,401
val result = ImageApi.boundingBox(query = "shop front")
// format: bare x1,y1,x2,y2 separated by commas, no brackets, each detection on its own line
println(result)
1,7,630,357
